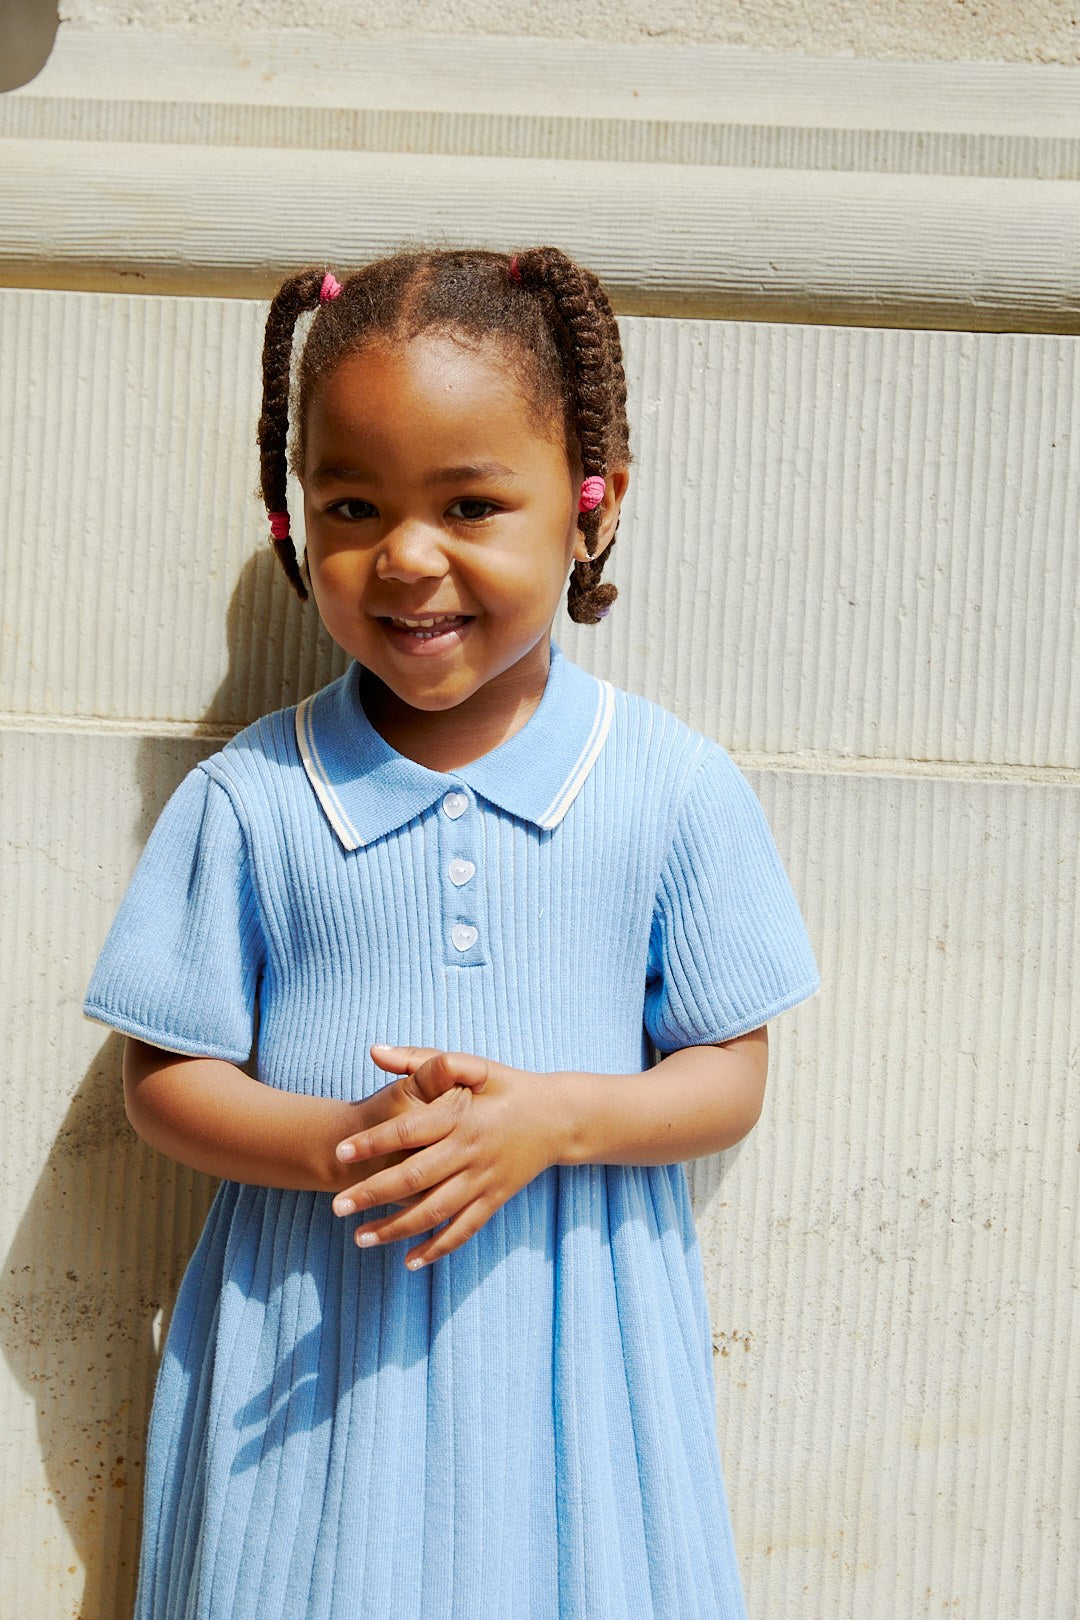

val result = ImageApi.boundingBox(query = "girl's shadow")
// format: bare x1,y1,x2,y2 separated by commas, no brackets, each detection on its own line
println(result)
0,548,344,1618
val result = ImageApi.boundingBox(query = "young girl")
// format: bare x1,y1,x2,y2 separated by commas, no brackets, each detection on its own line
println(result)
85,246,818,1619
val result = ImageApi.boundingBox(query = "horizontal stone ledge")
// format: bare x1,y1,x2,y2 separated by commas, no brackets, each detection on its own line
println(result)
6,96,1078,181
17,28,1080,136
3,141,1079,330
4,714,1075,786
7,30,1077,183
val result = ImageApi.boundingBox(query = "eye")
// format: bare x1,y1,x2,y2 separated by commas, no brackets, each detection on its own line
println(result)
446,497,498,522
326,497,378,521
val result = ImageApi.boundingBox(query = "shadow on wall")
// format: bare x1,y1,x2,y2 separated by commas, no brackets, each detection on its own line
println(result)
0,1035,217,1618
0,0,59,92
0,547,342,1618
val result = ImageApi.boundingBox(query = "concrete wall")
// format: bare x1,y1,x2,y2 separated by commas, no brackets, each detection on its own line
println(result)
58,0,1080,65
2,17,1078,1620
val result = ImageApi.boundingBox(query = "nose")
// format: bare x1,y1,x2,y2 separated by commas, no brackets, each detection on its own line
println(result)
375,520,449,583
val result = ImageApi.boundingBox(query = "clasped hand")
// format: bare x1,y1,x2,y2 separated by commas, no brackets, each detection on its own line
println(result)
332,1045,565,1270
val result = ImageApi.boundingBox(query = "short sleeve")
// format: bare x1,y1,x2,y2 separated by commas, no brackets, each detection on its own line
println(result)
84,766,264,1063
644,744,819,1053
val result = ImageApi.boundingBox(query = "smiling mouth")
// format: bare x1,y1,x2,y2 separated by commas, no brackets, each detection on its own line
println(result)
380,613,472,641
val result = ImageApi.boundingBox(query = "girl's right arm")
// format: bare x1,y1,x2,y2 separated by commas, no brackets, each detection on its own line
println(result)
123,1038,478,1194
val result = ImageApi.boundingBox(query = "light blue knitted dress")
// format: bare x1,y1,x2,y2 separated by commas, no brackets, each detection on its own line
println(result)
86,647,819,1620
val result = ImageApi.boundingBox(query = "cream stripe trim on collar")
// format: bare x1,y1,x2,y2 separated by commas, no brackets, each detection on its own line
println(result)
537,680,615,829
295,695,363,851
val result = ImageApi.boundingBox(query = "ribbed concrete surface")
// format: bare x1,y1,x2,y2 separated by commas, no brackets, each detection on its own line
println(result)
567,317,1080,769
2,289,1077,1616
690,768,1079,1617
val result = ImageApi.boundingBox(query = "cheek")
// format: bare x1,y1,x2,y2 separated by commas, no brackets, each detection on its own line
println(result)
487,539,576,611
307,548,365,614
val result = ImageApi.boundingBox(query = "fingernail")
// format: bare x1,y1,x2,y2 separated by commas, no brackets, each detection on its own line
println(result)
336,1143,356,1161
356,1232,378,1248
371,1044,393,1053
405,1256,425,1270
333,1198,355,1216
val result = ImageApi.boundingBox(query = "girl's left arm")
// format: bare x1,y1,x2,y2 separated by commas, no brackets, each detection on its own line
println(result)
550,1027,767,1165
332,1031,767,1269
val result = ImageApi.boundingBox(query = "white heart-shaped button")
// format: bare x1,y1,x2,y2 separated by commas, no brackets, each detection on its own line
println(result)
442,791,469,820
448,859,475,887
451,924,479,952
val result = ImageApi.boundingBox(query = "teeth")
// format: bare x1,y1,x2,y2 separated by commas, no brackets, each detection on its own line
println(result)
391,615,462,629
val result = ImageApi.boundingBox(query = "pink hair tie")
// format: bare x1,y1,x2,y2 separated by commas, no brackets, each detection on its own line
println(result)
508,255,522,283
267,511,290,540
320,271,343,302
578,476,606,513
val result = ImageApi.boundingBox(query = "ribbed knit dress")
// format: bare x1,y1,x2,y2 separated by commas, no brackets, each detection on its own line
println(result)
85,646,818,1620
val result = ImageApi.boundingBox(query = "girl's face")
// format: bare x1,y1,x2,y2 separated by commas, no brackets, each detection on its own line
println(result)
301,332,601,731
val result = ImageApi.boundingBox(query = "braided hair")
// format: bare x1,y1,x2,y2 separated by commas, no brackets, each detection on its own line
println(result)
256,247,630,624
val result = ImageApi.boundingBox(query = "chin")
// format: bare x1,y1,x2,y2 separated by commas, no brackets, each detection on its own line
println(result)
384,677,477,712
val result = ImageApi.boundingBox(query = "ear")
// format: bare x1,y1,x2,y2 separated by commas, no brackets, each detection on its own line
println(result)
575,466,630,560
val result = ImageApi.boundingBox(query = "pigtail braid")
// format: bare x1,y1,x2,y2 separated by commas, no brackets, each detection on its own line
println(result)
513,247,622,625
257,268,327,599
579,264,628,454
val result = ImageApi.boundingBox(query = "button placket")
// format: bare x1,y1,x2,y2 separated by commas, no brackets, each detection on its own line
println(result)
437,788,486,966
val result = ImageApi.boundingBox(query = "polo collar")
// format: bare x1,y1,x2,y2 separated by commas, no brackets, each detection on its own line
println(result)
294,645,614,851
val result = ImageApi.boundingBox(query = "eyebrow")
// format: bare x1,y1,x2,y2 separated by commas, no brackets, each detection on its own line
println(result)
307,460,519,490
306,465,372,490
425,461,519,486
